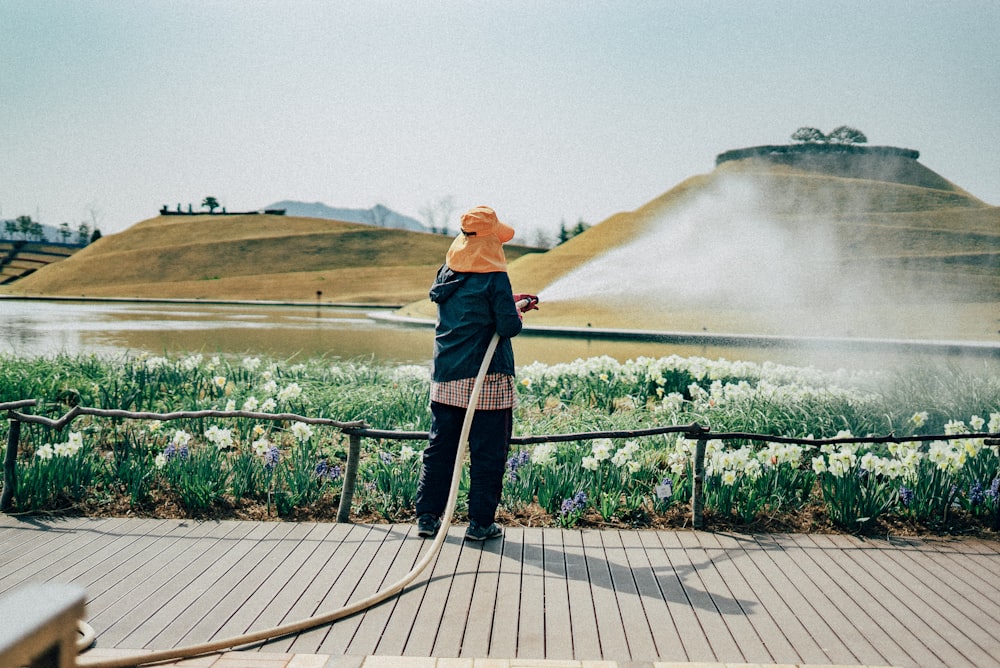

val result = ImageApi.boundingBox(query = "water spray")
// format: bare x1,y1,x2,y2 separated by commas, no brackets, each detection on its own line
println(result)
80,295,539,668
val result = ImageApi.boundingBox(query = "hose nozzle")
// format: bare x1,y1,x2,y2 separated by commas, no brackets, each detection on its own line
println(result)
514,294,540,312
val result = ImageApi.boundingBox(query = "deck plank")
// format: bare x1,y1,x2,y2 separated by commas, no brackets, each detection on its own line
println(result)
92,520,248,646
560,529,602,660
1,515,998,667
244,522,340,634
600,530,658,661
579,529,630,660
172,521,299,646
209,521,317,640
130,521,273,648
485,527,523,659
695,532,793,663
344,524,425,657
402,528,468,657
740,535,840,664
514,527,546,659
668,530,743,662
267,523,367,654
808,533,951,666
539,528,573,659
638,530,705,663
289,523,390,654
362,528,441,657
320,524,418,656
617,530,683,660
888,539,1000,628
0,517,131,595
761,533,886,665
810,533,998,668
429,532,484,659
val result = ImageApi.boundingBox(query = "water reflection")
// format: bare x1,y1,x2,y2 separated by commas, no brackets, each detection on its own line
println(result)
1,298,997,374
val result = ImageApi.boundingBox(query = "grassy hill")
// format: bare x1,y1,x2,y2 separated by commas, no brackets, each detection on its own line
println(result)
7,151,999,343
0,241,78,284
402,155,1000,342
4,214,539,304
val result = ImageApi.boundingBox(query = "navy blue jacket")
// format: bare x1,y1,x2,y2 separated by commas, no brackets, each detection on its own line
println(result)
429,265,522,382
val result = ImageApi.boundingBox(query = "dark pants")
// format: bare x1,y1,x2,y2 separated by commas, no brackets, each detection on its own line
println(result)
415,401,512,526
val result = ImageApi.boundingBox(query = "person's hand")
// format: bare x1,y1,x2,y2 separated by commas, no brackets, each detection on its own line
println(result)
513,294,539,312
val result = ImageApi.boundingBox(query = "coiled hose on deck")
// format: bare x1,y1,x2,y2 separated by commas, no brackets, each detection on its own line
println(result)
79,333,503,667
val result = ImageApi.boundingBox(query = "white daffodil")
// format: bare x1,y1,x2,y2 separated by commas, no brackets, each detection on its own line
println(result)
290,422,313,442
531,443,557,467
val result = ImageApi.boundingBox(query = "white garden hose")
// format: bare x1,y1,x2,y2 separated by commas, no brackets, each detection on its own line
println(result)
80,333,503,668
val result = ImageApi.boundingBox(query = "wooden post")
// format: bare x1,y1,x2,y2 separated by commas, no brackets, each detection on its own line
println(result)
1,419,20,513
691,437,707,529
337,432,363,523
987,439,999,531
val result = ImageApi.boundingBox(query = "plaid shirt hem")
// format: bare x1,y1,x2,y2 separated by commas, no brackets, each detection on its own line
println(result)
430,373,517,410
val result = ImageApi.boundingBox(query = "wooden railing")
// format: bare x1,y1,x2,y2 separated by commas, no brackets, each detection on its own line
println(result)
3,399,999,529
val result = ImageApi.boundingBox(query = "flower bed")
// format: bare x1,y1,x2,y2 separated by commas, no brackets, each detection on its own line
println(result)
1,352,998,536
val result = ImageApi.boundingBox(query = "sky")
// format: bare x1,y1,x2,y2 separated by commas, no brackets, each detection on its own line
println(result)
2,1,998,244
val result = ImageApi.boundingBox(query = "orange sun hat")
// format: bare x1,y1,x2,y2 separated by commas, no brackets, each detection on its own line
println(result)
445,205,515,273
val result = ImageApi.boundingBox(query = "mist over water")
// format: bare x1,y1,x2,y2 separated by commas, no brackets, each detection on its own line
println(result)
540,175,890,336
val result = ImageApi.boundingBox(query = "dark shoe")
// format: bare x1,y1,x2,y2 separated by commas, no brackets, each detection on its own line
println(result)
417,513,441,538
464,521,502,541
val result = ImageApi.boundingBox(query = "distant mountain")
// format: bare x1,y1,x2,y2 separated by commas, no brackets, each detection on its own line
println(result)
263,201,429,233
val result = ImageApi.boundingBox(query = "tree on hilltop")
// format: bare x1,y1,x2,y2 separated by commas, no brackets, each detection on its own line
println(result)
16,215,34,240
76,223,90,246
202,196,220,214
791,127,826,143
826,125,867,144
791,125,868,145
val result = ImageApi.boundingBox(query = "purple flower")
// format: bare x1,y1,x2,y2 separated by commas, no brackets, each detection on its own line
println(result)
660,477,674,498
315,459,342,481
379,451,394,464
988,477,1000,501
506,450,531,481
899,485,914,507
264,445,280,470
163,443,189,462
969,481,985,507
560,490,588,516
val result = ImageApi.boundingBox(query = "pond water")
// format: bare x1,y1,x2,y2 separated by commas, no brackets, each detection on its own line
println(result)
2,298,998,374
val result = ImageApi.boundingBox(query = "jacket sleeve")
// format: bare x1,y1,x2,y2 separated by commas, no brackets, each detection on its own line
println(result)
491,273,523,339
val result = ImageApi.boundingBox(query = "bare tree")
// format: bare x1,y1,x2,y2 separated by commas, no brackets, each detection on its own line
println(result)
531,227,554,249
419,195,456,235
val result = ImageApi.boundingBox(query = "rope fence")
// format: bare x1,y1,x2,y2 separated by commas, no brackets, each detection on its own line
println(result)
3,399,999,529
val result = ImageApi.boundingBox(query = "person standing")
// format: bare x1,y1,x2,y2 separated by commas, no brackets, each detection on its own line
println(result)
415,205,536,541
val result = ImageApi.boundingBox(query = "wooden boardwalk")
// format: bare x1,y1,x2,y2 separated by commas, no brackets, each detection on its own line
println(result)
0,515,998,668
